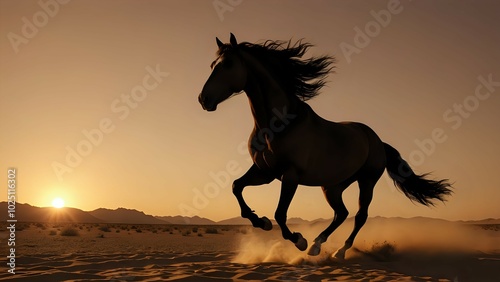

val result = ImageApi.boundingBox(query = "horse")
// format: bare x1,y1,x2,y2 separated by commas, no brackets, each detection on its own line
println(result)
198,33,453,259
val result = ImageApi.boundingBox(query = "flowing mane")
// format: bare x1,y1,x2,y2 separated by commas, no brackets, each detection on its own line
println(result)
214,40,335,101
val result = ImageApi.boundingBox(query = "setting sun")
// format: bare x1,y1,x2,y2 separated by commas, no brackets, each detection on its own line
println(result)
52,197,65,209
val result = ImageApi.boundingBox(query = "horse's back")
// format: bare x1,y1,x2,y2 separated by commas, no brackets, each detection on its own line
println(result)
279,109,382,185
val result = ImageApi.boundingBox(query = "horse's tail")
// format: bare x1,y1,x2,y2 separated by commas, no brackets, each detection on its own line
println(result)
383,143,453,206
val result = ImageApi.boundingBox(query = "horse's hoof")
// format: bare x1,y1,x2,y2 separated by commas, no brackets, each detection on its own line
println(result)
307,242,321,256
332,249,346,260
260,216,273,231
294,233,308,251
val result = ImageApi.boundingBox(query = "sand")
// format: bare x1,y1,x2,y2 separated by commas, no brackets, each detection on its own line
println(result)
0,220,499,281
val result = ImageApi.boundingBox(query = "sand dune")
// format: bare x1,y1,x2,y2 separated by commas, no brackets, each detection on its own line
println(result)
0,219,498,281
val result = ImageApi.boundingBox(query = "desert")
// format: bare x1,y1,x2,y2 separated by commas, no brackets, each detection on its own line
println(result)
1,216,499,281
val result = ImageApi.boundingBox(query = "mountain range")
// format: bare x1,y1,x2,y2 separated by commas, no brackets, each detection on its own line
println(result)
1,202,498,225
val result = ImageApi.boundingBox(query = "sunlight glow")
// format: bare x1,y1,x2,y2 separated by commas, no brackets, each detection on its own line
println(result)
52,197,65,209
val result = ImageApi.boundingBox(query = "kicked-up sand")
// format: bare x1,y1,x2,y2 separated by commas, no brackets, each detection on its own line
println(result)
0,218,499,281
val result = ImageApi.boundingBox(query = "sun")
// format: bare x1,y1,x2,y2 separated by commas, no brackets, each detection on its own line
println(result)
52,197,65,209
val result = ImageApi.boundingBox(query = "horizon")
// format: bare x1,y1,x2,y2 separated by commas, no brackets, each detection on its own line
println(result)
7,201,499,223
1,1,500,222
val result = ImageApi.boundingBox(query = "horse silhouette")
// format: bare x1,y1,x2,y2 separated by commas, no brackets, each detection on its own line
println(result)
198,33,452,259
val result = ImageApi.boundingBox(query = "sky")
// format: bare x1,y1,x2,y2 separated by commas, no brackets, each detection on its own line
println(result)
1,0,499,221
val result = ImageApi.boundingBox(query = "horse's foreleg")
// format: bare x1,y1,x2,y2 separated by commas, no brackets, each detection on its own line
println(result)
275,169,307,251
233,164,274,230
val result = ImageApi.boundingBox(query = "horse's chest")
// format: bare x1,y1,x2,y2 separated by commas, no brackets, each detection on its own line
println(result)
252,149,278,171
249,132,281,171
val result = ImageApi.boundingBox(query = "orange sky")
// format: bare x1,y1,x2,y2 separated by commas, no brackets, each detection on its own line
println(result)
1,0,499,221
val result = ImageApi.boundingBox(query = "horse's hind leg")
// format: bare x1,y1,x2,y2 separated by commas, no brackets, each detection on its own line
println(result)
333,178,376,260
233,164,275,230
307,183,351,256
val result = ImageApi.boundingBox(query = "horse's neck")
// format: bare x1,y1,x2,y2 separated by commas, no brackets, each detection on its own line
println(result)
242,53,303,130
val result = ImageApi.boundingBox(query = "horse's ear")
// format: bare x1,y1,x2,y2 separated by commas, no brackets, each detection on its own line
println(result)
216,37,224,48
229,33,238,47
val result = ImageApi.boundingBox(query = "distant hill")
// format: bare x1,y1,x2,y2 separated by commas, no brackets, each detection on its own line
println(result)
156,215,215,225
0,202,102,223
461,218,500,225
287,217,312,225
89,208,168,224
1,202,497,226
216,217,319,225
216,216,253,225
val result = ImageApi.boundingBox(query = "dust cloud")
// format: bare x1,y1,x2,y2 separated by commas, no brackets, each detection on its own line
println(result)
232,217,499,265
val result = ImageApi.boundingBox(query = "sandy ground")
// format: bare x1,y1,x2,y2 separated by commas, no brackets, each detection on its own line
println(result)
0,220,499,281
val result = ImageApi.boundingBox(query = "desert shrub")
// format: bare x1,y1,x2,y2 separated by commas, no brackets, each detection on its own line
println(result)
49,230,57,236
182,230,191,236
135,229,142,233
16,223,29,231
98,226,111,232
60,227,79,236
35,223,46,229
192,227,198,233
198,233,203,237
205,228,219,234
116,229,120,233
97,233,105,238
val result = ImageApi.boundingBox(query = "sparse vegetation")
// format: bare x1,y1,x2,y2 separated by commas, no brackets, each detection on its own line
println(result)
16,223,29,231
60,227,79,236
98,225,111,232
205,228,219,234
49,230,57,236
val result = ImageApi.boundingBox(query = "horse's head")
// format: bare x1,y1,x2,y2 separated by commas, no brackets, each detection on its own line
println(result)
198,33,247,111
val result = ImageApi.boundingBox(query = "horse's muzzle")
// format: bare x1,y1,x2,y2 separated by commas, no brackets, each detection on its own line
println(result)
198,94,217,111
